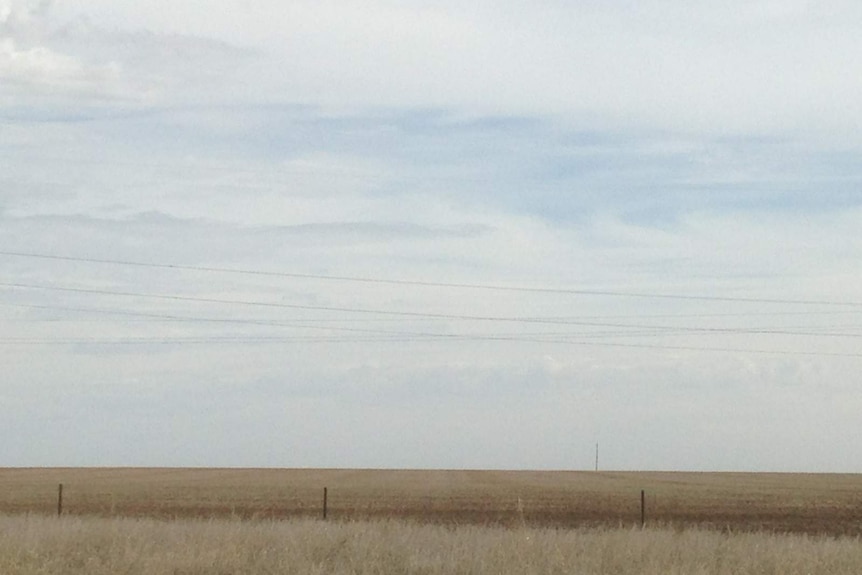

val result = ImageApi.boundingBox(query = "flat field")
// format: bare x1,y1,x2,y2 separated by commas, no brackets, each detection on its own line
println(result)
2,468,861,536
4,514,862,575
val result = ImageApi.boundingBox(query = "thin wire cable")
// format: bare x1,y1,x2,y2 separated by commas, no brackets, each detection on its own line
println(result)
3,299,861,340
1,335,860,358
7,282,862,337
2,250,861,306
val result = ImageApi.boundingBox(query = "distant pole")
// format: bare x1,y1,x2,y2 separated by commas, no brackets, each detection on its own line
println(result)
323,487,328,520
595,443,599,472
640,490,645,528
57,483,63,517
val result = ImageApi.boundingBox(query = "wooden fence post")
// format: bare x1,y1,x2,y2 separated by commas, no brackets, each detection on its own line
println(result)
640,489,645,528
323,487,328,520
57,483,63,517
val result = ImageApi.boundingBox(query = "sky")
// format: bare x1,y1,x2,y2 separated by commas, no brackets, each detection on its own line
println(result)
1,0,861,472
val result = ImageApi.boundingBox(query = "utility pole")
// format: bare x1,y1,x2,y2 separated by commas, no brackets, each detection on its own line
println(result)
595,443,599,472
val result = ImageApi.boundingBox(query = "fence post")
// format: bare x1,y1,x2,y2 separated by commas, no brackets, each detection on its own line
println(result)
640,489,645,528
323,487,328,520
57,483,63,517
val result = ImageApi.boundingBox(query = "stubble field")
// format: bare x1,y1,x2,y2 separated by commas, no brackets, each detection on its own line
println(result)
2,468,861,535
2,469,862,574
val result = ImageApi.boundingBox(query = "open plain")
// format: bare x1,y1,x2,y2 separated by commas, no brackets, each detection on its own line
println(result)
2,469,862,574
2,468,861,535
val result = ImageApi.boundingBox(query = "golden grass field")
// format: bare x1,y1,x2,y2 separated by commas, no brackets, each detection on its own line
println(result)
1,468,861,535
2,469,862,574
3,514,862,575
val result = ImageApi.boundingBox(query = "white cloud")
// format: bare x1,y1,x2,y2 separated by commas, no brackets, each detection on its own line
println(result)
0,36,122,96
0,0,127,102
0,0,50,26
6,0,860,139
1,0,255,107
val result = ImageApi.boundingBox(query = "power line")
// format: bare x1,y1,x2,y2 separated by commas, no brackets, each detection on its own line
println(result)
3,300,862,363
2,250,861,307
1,300,857,322
1,335,860,358
7,282,862,338
0,281,606,323
2,299,860,340
3,254,861,357
0,301,470,340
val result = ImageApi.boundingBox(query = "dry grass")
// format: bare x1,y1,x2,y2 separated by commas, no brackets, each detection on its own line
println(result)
2,468,861,536
1,513,861,575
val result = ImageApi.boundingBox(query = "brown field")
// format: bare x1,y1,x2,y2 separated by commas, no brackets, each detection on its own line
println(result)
4,514,862,575
2,468,861,536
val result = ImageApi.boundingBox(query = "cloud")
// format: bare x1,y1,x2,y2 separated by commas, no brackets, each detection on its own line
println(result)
6,0,862,142
0,36,122,96
132,0,858,139
0,0,123,101
0,0,51,27
1,0,255,110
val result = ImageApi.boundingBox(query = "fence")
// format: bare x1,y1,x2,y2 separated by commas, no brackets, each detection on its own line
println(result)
2,470,859,536
50,482,649,525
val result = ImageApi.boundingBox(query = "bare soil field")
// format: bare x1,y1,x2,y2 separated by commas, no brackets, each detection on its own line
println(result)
2,468,861,536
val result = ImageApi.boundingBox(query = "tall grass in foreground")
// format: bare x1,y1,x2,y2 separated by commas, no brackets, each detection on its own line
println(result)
1,514,860,575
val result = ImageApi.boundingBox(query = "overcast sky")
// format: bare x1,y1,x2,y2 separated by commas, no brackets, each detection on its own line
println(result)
2,0,861,472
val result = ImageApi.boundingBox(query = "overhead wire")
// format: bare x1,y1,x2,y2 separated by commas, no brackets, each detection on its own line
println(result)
5,281,862,338
2,300,862,359
1,299,860,340
1,335,861,358
2,250,862,307
2,251,862,357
